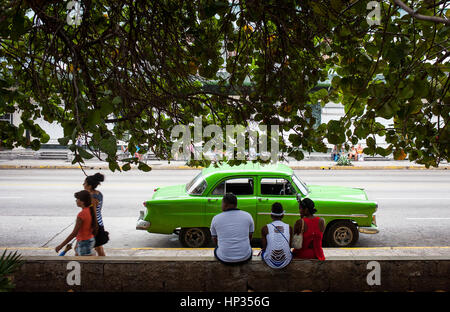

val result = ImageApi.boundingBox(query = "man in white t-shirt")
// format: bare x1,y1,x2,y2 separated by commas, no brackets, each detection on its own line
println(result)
210,193,254,265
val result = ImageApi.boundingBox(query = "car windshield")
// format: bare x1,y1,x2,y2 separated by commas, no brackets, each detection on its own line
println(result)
292,174,309,196
186,172,208,195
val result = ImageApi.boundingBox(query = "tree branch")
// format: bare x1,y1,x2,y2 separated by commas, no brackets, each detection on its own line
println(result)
393,0,450,25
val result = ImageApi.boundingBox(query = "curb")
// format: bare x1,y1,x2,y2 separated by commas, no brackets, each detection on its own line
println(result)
292,165,450,170
0,165,201,170
0,164,449,170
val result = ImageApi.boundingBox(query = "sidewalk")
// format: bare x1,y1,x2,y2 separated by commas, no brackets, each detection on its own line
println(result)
2,246,450,259
0,158,448,170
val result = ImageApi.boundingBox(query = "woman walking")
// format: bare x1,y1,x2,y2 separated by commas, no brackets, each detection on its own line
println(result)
292,198,325,261
55,190,97,256
84,172,109,256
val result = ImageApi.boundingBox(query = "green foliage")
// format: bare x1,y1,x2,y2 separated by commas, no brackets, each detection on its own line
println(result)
336,155,353,166
0,250,23,292
0,0,448,169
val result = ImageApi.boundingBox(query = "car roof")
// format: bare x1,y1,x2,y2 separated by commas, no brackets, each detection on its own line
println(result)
201,162,293,179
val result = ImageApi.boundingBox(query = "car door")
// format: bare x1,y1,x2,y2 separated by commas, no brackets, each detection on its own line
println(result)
204,176,257,227
256,176,299,236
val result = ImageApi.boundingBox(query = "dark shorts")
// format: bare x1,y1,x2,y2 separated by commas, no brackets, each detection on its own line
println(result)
214,247,252,265
94,225,109,247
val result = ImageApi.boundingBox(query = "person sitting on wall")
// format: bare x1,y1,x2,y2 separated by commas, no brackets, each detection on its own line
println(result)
260,202,293,269
292,198,325,261
357,144,364,161
331,145,341,161
210,193,254,265
348,146,357,160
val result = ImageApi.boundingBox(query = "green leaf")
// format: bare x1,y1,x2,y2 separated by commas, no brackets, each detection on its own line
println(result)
121,163,131,171
378,103,395,119
399,87,414,99
0,250,23,291
366,137,376,149
11,11,26,41
99,101,115,116
138,162,152,172
58,137,70,146
112,96,122,105
108,161,120,172
77,147,94,159
87,110,102,126
72,154,84,164
99,138,117,155
40,133,50,144
413,79,428,98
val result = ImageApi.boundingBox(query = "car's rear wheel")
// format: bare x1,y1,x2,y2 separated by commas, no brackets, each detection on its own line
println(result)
179,227,211,248
325,220,359,247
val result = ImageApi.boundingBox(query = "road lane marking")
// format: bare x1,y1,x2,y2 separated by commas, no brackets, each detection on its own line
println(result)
0,247,53,250
258,212,368,218
376,198,450,200
406,217,450,220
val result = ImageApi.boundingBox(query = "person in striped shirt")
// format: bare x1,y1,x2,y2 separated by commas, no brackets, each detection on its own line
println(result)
84,172,109,256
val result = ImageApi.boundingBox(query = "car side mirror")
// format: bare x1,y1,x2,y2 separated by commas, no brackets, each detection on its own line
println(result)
296,193,302,202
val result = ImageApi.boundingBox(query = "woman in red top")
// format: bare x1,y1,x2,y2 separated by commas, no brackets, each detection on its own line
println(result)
292,198,325,261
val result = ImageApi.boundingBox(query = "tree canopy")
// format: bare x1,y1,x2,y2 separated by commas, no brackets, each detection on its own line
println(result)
0,0,449,170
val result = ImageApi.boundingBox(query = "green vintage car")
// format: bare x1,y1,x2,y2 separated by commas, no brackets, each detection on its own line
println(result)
136,163,379,247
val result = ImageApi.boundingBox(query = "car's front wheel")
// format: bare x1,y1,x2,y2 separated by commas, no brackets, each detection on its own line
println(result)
179,227,211,248
325,220,359,247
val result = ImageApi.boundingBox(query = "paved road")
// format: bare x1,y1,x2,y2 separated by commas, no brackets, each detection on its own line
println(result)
0,169,449,249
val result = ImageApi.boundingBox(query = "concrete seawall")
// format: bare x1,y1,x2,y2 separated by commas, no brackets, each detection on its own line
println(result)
11,256,450,292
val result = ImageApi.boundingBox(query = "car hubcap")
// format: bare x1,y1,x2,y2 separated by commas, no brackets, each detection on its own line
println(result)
334,226,353,246
185,229,205,247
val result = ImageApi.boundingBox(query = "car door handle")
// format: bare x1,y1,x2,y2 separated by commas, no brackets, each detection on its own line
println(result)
208,198,218,202
257,197,268,202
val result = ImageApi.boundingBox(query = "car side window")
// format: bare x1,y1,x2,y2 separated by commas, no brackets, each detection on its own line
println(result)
260,178,296,196
211,178,254,196
211,181,225,195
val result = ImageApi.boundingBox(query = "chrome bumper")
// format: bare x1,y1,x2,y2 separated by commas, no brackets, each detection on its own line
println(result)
136,210,151,230
358,225,379,234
